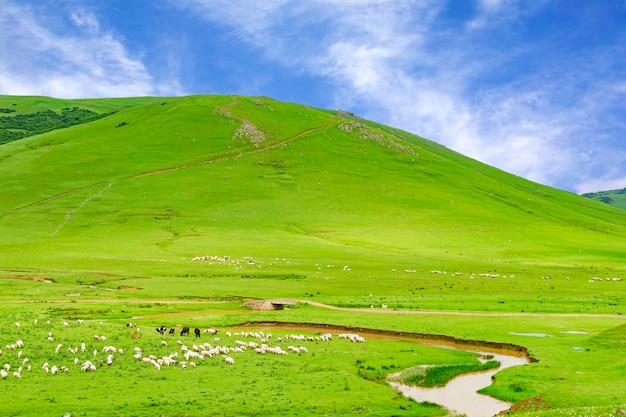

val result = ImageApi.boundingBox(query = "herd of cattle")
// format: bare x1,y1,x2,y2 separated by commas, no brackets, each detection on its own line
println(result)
154,325,218,338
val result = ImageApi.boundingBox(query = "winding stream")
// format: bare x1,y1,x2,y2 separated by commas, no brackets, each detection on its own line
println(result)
237,321,531,417
389,350,529,417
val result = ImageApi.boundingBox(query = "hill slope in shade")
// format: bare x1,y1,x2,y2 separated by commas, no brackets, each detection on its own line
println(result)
583,188,626,211
0,94,625,313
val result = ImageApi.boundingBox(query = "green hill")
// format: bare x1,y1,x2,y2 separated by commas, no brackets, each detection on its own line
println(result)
1,94,625,314
583,188,626,211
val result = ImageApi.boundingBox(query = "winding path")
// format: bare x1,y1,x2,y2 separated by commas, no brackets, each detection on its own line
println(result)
298,300,626,319
11,119,340,212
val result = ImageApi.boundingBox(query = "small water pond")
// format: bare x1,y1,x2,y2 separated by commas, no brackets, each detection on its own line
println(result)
389,350,529,417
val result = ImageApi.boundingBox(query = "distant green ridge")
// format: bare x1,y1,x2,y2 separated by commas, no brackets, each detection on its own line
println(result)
582,188,626,211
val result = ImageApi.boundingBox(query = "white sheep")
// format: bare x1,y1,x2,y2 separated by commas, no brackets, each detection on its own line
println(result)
223,356,235,365
0,370,6,380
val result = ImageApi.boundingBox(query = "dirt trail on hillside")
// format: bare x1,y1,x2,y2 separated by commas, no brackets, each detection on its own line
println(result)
11,120,340,212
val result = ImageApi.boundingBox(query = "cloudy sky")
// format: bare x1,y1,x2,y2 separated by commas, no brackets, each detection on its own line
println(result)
1,0,625,194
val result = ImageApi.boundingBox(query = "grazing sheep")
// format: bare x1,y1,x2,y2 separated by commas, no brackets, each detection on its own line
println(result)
0,370,7,380
15,322,20,329
223,356,235,365
81,361,96,372
12,371,20,379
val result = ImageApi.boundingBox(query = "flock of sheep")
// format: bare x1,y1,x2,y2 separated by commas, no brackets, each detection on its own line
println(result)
1,318,366,381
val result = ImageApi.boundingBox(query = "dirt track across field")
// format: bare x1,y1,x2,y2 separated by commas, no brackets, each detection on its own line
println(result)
297,300,626,319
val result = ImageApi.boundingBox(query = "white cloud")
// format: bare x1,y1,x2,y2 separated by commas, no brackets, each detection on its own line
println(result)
0,2,182,98
576,177,626,195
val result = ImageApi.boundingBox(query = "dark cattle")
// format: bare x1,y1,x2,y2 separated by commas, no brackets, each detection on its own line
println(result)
156,326,167,335
180,327,190,336
169,328,175,335
194,328,201,338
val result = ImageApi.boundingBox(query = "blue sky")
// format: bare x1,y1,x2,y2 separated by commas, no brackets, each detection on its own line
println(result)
1,0,626,194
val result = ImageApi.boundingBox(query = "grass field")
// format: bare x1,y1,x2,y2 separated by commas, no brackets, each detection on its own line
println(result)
0,95,624,416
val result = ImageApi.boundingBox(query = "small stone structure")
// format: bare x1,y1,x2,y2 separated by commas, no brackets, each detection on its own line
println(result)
244,299,298,311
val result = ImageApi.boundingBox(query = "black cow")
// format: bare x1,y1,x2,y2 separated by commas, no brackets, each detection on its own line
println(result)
168,328,175,335
180,327,190,336
194,328,201,338
156,325,167,335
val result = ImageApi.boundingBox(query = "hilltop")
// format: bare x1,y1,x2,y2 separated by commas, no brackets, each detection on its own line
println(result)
0,94,624,314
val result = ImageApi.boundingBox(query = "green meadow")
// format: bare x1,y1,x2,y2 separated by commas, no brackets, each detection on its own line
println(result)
0,95,624,416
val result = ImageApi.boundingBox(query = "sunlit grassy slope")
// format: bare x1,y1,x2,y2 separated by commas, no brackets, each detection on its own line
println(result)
1,94,625,313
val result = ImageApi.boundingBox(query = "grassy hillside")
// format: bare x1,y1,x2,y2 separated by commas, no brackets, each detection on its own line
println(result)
0,95,625,416
583,188,626,211
1,94,625,314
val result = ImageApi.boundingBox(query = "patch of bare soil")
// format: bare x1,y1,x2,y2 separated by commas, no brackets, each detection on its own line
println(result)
2,275,54,283
498,396,549,415
119,286,143,291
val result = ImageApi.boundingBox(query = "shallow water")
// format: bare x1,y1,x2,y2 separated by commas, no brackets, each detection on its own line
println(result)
389,351,528,417
508,332,553,337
